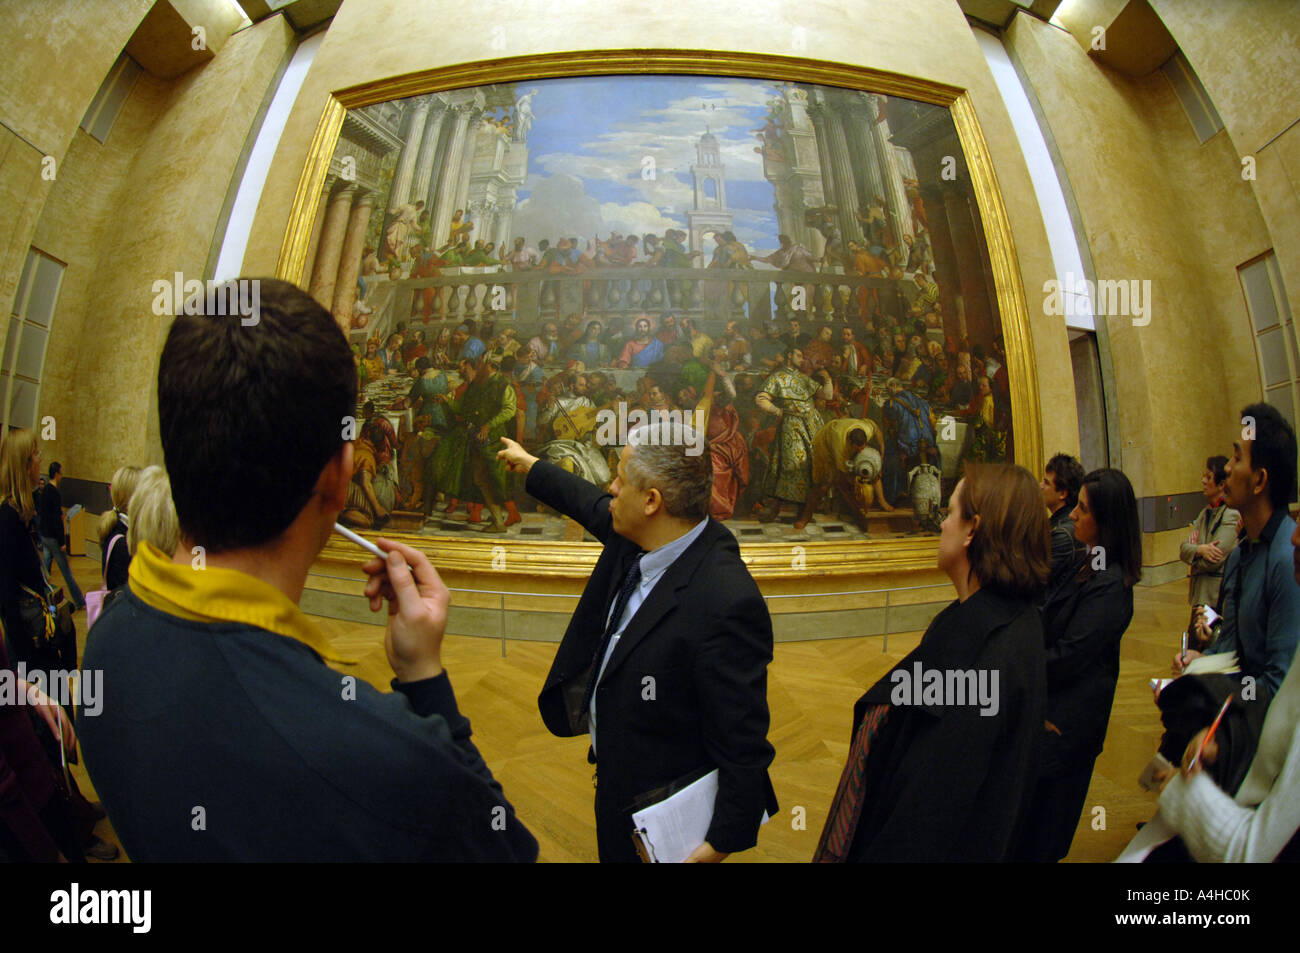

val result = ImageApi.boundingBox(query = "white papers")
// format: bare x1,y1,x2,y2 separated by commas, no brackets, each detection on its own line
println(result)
1184,652,1239,675
1202,605,1220,627
67,504,83,518
632,770,719,864
630,770,770,863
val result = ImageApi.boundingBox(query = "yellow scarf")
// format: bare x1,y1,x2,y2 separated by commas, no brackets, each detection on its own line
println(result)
128,542,355,665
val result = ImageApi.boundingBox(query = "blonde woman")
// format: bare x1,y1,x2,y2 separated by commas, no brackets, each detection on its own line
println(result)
96,465,142,591
0,428,92,861
0,428,53,664
126,466,180,559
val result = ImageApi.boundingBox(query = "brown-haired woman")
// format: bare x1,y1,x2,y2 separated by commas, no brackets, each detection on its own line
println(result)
815,463,1050,862
1016,466,1141,862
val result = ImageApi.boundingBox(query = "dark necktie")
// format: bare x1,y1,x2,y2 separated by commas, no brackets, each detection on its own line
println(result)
580,555,643,717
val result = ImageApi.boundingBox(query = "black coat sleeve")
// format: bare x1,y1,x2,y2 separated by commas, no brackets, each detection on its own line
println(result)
395,673,539,862
0,507,37,662
858,702,1012,861
525,459,616,543
696,585,778,854
1043,571,1130,692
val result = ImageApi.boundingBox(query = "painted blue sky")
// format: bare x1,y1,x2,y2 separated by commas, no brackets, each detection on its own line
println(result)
505,75,784,254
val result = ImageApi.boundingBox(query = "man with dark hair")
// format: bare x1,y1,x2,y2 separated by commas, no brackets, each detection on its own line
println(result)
497,427,778,863
1176,402,1300,698
37,460,85,610
1041,452,1087,598
79,278,536,862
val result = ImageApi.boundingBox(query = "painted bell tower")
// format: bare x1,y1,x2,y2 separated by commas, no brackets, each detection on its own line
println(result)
686,128,734,264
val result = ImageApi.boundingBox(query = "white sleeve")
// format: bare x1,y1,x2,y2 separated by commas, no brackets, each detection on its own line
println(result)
1158,720,1300,862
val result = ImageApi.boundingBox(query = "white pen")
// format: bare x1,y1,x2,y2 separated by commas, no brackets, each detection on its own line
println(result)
332,522,414,572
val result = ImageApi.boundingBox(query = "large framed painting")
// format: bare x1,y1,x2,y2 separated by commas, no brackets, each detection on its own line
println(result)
278,51,1040,576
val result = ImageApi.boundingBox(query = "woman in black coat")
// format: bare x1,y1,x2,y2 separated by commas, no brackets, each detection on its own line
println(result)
815,463,1051,862
1017,467,1141,862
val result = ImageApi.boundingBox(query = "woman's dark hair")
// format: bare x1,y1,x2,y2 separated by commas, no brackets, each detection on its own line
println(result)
1206,454,1229,486
957,463,1050,599
158,278,356,553
1079,467,1142,588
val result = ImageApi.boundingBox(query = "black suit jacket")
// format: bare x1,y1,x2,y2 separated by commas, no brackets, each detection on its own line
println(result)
1040,561,1133,769
528,460,778,856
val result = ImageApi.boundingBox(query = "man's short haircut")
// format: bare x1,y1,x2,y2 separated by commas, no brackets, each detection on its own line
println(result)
158,278,356,553
1206,454,1229,485
958,463,1051,598
48,461,61,479
1241,402,1298,511
1080,468,1143,587
1045,452,1085,511
847,428,868,448
624,422,712,522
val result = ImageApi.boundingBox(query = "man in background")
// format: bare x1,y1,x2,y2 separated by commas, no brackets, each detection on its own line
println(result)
1174,403,1300,700
37,461,85,610
1040,453,1086,599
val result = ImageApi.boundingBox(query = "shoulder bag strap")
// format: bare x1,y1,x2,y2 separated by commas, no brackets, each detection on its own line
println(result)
103,533,122,588
27,520,55,598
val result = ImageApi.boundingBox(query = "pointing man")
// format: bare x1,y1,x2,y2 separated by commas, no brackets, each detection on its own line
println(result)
498,425,778,862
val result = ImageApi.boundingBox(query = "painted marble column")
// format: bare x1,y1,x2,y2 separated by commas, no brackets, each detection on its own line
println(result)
845,93,887,218
867,95,914,245
302,173,335,285
333,189,374,329
823,101,864,245
389,97,432,209
411,101,447,207
308,182,356,309
430,103,474,248
451,111,483,231
807,97,837,215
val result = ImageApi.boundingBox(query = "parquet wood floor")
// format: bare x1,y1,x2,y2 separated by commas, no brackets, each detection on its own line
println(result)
60,555,1193,863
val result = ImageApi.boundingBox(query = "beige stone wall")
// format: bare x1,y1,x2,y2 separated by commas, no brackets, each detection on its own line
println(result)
0,0,154,318
29,15,295,480
1149,0,1300,362
240,0,1078,461
1007,13,1268,506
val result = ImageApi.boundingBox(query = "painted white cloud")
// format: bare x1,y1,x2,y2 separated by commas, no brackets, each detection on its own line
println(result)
508,79,793,254
596,200,685,238
511,173,603,244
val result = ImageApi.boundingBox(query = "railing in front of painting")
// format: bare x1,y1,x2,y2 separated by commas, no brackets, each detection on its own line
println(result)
435,580,949,656
370,266,916,329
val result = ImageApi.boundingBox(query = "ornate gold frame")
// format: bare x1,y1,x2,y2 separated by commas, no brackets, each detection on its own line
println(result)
279,50,1041,578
